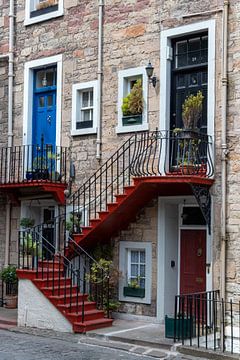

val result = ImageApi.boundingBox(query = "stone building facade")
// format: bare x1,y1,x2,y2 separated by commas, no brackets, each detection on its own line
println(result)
0,0,239,322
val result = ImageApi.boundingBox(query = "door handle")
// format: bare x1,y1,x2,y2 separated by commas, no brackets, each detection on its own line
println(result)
47,115,51,124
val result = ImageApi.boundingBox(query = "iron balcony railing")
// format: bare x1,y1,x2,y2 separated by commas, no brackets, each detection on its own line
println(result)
0,141,69,185
18,224,110,320
71,130,214,230
174,290,240,355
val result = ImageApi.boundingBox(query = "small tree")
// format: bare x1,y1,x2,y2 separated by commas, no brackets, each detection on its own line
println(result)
182,91,204,129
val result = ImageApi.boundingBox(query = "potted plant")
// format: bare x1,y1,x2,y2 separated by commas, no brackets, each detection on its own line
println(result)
20,217,35,229
0,266,18,309
123,277,145,298
86,257,121,318
121,79,143,126
31,0,58,18
181,90,204,136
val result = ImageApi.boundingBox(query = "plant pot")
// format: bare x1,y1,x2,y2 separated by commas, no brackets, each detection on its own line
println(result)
4,295,18,309
123,286,145,298
122,115,142,126
180,164,195,175
165,315,196,339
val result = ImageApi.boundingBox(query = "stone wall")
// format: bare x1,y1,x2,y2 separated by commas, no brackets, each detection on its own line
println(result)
0,0,239,304
112,199,158,317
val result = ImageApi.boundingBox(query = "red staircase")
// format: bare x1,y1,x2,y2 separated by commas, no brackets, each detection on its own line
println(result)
17,258,113,333
17,131,214,333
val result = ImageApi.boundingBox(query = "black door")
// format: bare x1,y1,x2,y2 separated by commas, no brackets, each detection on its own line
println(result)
171,34,208,133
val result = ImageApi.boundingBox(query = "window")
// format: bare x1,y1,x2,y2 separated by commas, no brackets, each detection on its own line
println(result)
25,0,64,26
117,67,148,134
128,250,146,289
119,242,152,304
71,81,98,136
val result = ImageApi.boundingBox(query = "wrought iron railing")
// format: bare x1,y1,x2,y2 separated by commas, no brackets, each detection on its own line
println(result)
70,130,214,230
174,290,240,355
0,277,18,307
18,225,110,319
0,140,68,184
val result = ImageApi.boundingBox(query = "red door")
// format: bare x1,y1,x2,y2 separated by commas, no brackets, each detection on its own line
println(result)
180,229,206,295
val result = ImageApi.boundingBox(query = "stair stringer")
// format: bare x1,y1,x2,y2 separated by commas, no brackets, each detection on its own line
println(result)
17,270,113,333
18,278,73,333
68,176,214,252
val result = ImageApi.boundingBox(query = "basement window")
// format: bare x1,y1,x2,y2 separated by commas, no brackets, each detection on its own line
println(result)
25,0,64,26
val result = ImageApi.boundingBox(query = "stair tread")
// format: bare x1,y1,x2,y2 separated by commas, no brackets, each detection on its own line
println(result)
67,309,104,316
58,301,96,308
42,284,77,290
74,318,113,326
49,293,87,300
0,317,17,326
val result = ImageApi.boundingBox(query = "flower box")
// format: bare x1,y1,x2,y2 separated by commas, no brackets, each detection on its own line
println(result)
165,315,196,339
123,286,145,298
122,115,142,126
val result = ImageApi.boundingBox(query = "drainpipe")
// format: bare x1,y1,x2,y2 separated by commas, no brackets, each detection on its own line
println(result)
8,0,14,148
96,0,104,161
4,0,14,266
220,0,229,302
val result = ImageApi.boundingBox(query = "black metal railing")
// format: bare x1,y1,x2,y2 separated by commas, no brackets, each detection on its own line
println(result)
0,139,68,184
0,278,18,307
174,290,240,355
18,225,110,320
70,130,214,230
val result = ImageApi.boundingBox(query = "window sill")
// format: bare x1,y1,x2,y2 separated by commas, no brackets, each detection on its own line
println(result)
116,123,149,134
119,294,151,305
24,9,63,26
71,127,97,136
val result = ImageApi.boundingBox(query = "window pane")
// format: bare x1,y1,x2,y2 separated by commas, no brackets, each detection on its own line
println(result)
140,251,145,263
140,264,145,277
36,68,56,88
131,251,139,263
47,95,53,107
131,264,138,277
81,110,91,122
38,96,44,107
89,90,93,106
177,41,187,55
140,278,145,289
82,92,89,107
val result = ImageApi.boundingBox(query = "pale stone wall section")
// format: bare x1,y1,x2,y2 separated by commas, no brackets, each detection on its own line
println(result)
18,279,73,333
112,199,158,317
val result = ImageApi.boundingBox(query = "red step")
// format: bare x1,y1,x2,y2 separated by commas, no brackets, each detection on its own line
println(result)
57,301,96,313
49,293,88,305
73,318,113,333
33,277,71,288
41,284,79,296
65,309,105,323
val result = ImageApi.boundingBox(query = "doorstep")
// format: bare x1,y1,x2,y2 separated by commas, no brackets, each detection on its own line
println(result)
0,307,17,330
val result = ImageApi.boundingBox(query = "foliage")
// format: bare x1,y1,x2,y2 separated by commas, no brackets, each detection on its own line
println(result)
121,79,143,116
182,91,204,129
127,276,142,289
65,213,82,233
0,266,17,284
36,0,58,10
90,243,113,262
20,233,41,256
86,258,121,313
20,217,35,229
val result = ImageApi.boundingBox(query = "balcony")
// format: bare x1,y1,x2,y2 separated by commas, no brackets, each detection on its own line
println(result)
0,143,69,204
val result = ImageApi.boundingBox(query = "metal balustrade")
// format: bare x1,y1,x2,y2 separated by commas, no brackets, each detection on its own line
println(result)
174,290,240,355
0,140,68,184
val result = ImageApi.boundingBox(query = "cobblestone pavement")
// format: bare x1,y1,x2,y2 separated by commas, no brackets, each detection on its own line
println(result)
0,328,207,360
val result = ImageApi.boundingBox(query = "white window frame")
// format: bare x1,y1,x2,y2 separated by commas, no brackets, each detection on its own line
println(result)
119,241,152,304
116,67,148,134
25,0,64,26
159,20,215,175
71,81,98,136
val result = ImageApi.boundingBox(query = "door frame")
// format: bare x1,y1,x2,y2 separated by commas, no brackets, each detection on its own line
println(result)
159,20,215,175
23,54,62,147
157,197,213,322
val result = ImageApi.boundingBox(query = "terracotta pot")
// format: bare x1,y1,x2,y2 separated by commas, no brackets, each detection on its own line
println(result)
4,295,18,309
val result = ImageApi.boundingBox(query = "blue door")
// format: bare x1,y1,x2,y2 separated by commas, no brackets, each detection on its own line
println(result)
32,67,57,147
